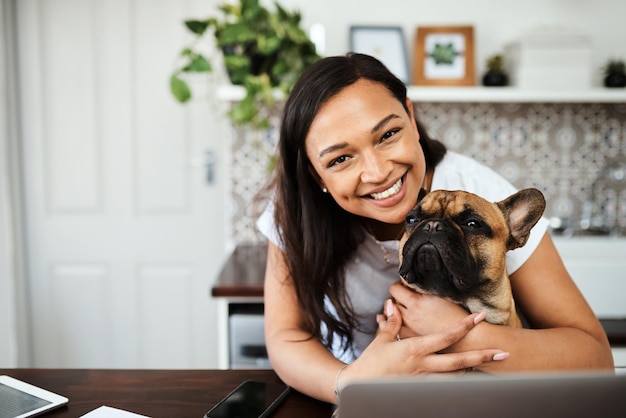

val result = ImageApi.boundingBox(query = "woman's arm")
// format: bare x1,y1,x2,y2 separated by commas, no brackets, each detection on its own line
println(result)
390,233,614,372
263,241,345,402
264,242,509,403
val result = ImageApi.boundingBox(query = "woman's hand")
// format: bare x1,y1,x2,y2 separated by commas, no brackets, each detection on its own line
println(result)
389,280,469,338
336,299,509,393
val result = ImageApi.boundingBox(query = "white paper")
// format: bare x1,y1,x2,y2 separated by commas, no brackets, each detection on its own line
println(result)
80,405,151,418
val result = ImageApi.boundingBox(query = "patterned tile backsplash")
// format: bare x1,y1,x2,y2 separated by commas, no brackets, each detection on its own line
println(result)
230,102,626,244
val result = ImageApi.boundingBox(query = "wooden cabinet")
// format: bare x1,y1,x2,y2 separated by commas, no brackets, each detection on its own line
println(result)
553,237,626,319
553,237,626,367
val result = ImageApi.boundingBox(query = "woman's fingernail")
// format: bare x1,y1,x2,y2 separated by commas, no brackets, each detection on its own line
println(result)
493,352,510,361
385,299,394,317
473,311,487,324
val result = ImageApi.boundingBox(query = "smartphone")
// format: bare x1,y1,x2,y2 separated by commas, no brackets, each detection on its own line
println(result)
204,380,291,418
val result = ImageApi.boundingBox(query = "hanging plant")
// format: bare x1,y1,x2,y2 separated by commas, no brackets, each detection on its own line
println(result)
170,0,321,129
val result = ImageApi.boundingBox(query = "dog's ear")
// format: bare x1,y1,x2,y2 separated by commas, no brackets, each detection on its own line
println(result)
417,188,428,203
497,188,546,250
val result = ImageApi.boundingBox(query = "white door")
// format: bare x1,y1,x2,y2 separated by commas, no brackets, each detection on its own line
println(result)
16,0,230,368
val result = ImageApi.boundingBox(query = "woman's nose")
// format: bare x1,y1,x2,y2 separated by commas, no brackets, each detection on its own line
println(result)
360,150,391,183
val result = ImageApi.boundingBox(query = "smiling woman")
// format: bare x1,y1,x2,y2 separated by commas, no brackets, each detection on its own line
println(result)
256,53,613,404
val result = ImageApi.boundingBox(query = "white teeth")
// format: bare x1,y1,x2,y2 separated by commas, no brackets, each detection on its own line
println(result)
370,178,402,200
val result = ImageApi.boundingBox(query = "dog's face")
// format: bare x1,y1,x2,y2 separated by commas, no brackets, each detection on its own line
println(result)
398,188,545,311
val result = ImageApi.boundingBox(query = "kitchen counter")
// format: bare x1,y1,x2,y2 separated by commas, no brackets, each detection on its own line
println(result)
551,236,626,319
212,243,267,298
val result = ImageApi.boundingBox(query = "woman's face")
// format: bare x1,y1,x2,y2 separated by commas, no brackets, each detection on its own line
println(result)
305,79,427,225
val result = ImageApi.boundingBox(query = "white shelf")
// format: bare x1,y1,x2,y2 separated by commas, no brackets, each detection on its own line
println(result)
217,84,626,103
407,86,626,103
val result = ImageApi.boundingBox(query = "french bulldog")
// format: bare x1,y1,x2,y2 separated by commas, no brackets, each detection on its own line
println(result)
398,188,546,327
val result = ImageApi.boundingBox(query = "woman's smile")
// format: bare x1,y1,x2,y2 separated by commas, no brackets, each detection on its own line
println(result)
368,176,403,200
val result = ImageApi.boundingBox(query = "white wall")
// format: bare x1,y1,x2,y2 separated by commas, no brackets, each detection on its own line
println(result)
273,0,626,86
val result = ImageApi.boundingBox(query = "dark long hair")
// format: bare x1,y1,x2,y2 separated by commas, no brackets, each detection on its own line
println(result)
270,53,446,354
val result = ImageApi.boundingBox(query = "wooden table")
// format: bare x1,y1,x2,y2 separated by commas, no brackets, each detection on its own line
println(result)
0,369,333,417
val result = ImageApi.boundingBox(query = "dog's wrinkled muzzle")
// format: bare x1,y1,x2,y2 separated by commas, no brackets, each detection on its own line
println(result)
399,219,481,298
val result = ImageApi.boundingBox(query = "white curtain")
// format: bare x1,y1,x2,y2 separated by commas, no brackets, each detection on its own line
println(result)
0,0,27,367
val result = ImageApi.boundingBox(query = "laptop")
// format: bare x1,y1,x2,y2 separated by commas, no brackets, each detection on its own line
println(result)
338,372,626,418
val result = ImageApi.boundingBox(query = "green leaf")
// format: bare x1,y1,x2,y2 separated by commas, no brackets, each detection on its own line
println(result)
223,55,251,84
170,75,191,103
183,54,212,73
241,0,265,21
229,95,258,125
218,4,240,17
220,23,258,45
184,19,209,35
256,36,280,55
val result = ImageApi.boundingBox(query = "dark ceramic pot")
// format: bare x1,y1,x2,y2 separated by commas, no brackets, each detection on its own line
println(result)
604,72,626,88
482,70,508,87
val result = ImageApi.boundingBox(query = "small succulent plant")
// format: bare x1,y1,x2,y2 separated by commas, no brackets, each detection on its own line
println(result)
486,54,506,73
482,54,508,87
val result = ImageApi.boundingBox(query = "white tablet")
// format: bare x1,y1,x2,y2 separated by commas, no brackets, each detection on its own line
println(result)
0,375,69,418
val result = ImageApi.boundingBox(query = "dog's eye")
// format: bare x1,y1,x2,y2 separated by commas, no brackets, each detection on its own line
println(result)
466,219,482,229
405,213,418,226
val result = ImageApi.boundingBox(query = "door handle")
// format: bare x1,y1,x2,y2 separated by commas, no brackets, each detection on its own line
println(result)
205,150,215,184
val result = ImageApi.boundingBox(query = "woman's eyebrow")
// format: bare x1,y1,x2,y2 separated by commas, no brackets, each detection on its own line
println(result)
318,142,348,160
371,114,401,133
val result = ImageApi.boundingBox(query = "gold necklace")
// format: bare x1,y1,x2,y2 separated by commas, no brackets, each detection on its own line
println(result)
373,236,391,265
363,187,428,265
365,225,401,265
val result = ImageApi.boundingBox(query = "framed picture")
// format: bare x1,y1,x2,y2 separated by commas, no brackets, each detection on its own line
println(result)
412,26,475,86
350,26,410,84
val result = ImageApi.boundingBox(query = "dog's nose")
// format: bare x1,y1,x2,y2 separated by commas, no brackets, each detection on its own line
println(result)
422,220,443,233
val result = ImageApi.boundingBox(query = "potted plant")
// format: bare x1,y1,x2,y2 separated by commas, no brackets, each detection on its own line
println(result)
482,54,508,87
603,59,626,88
170,0,320,129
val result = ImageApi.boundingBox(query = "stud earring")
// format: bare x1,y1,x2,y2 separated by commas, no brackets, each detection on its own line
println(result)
322,187,328,193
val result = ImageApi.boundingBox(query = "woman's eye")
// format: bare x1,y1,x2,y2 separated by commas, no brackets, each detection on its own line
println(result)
329,155,349,167
381,128,400,142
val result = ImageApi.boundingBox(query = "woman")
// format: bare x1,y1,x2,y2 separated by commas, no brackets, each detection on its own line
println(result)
257,53,613,403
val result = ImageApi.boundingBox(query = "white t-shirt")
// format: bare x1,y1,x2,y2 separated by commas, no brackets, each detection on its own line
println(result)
256,151,550,362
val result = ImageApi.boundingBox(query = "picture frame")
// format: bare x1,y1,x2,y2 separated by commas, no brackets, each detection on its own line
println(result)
350,25,410,84
412,26,475,86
